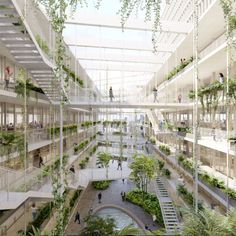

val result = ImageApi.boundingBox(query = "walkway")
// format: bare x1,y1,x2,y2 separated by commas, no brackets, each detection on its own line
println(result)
66,179,159,235
69,101,193,110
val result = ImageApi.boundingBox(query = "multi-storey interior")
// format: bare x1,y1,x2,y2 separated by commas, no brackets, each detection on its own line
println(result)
1,0,236,235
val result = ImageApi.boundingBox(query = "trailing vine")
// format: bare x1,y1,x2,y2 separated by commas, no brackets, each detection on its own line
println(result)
32,0,85,234
96,0,168,53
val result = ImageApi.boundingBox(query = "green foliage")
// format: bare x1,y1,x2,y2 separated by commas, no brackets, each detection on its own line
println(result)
15,78,45,98
0,131,24,161
81,121,93,128
92,180,111,190
177,127,192,133
126,189,164,227
129,154,157,192
80,216,116,236
177,184,203,209
159,145,171,156
116,224,144,236
69,190,81,209
157,160,164,171
62,65,84,87
112,131,126,135
79,156,90,169
149,136,156,144
26,202,53,235
177,155,236,199
102,120,127,126
165,56,193,81
163,168,171,178
96,152,111,168
36,34,52,58
89,145,98,155
74,139,89,153
188,77,236,116
48,124,78,137
178,155,194,173
182,208,232,236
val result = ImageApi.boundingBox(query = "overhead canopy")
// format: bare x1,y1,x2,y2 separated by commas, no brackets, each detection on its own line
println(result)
64,0,192,101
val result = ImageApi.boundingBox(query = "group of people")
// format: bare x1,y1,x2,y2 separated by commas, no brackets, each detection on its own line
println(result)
29,120,43,129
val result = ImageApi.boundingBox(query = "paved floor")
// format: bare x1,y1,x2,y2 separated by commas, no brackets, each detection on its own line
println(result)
66,179,159,235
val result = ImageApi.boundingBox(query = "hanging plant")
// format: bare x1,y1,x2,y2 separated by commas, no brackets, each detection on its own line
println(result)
96,0,169,53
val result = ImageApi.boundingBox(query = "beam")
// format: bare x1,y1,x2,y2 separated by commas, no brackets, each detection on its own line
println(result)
82,62,160,72
65,37,173,52
65,13,192,34
76,52,163,64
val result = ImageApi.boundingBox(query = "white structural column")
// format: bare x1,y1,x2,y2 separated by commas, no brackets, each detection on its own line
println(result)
226,13,230,213
193,0,199,213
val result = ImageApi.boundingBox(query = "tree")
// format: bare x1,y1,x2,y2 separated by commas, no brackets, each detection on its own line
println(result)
227,209,236,236
96,152,111,178
182,208,230,236
115,224,145,235
0,131,24,165
129,154,157,193
80,216,116,236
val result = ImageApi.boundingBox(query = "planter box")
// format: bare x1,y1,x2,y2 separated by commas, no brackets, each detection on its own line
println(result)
230,142,236,151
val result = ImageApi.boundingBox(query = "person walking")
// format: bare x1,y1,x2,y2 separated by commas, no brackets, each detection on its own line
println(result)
70,165,75,174
109,86,114,102
74,211,81,224
117,159,122,170
153,87,158,102
39,155,44,167
70,165,75,183
121,191,126,201
98,192,102,203
88,207,93,216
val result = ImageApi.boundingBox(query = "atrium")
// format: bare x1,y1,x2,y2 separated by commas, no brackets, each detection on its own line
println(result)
1,0,236,235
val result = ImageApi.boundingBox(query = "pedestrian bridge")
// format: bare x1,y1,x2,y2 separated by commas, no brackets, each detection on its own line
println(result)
0,168,131,210
69,101,193,110
69,168,131,189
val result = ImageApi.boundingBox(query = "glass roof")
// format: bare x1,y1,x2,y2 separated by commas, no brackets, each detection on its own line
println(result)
64,0,191,100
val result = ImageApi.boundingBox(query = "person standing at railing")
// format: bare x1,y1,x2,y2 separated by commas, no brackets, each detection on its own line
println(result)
153,87,158,102
109,86,115,102
4,66,12,90
211,127,216,141
178,94,182,103
31,203,38,221
70,165,76,183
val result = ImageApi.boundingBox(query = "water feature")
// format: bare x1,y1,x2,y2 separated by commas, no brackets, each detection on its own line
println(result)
95,207,139,230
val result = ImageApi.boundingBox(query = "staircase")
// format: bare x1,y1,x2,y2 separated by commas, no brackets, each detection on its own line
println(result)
147,110,159,133
155,177,180,234
0,0,61,101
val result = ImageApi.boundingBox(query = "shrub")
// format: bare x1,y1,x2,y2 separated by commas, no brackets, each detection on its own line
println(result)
150,136,156,144
126,189,164,227
177,184,203,210
159,145,171,155
79,161,86,169
164,168,171,178
157,160,165,171
92,180,111,190
69,190,81,209
26,202,53,235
